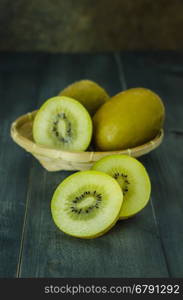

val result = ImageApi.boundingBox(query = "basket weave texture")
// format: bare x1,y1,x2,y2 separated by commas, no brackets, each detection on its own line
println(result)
11,111,164,171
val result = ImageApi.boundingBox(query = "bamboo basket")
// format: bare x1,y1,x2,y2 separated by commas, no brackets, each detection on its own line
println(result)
10,111,164,171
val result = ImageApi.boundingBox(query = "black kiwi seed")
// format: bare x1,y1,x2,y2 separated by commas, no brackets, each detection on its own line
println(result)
113,172,130,195
52,113,72,143
70,190,103,216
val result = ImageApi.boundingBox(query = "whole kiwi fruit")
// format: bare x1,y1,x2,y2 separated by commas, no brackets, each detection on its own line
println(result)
93,87,165,151
58,80,109,116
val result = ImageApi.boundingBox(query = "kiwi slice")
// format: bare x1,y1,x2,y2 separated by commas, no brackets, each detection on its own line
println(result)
33,96,92,151
92,155,151,219
51,170,123,238
59,80,110,116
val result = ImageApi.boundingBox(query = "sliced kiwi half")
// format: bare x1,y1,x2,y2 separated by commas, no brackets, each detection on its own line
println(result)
33,96,92,151
92,155,151,219
51,170,123,238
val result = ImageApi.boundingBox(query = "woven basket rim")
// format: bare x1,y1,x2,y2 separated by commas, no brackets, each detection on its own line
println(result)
10,110,164,163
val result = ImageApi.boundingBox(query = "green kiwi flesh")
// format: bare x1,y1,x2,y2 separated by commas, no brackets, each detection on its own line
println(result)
33,96,92,151
51,170,123,238
92,155,151,219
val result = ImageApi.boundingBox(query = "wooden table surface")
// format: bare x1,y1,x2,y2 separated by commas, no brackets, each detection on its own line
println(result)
0,52,183,278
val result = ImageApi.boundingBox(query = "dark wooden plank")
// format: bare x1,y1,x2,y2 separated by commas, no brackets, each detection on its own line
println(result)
36,53,122,105
119,51,183,73
0,53,48,277
19,53,168,277
120,51,183,277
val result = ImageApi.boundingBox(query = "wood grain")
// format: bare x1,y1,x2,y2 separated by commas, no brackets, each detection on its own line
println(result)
0,53,48,277
120,51,183,277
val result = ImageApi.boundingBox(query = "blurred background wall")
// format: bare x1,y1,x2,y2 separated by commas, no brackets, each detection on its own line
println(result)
0,0,183,53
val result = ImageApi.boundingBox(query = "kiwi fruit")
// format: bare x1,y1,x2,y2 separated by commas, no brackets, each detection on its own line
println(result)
58,80,110,115
92,155,151,219
93,87,165,151
51,170,123,238
33,96,92,151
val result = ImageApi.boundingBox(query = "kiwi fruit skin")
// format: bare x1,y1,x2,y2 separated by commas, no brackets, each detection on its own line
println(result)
92,154,151,219
59,80,110,116
33,96,92,151
51,170,123,239
93,87,165,151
